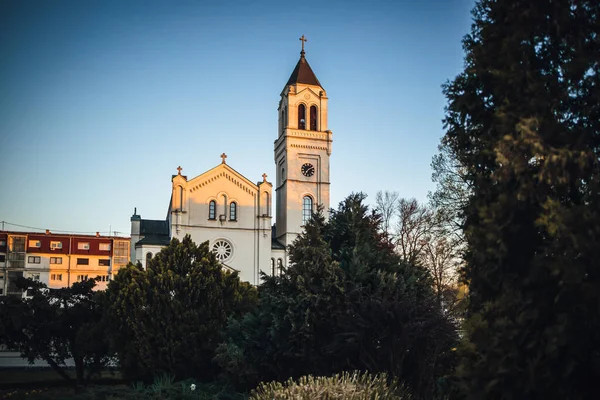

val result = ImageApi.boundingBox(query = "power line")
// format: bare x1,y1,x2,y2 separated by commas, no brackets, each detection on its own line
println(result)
0,221,127,236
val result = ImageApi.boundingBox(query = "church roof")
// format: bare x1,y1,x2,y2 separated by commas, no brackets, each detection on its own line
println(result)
140,219,169,236
285,51,322,88
271,239,286,250
136,234,171,247
271,225,286,250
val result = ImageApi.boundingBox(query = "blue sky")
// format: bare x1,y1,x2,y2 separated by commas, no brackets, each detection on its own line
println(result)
0,0,474,236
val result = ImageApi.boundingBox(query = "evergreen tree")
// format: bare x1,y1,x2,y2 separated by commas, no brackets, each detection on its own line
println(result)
443,0,600,397
106,235,257,381
216,194,457,399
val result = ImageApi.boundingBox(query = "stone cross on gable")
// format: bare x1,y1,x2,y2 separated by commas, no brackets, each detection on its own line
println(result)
221,153,227,164
299,35,307,52
177,166,182,175
262,173,267,182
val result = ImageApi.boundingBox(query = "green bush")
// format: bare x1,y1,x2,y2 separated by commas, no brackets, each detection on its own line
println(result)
250,371,411,400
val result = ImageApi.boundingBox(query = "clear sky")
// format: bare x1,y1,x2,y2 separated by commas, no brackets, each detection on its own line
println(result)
0,0,474,236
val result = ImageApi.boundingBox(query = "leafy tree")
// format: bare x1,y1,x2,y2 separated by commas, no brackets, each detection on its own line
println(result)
0,277,111,387
443,0,600,397
216,194,458,399
106,235,257,381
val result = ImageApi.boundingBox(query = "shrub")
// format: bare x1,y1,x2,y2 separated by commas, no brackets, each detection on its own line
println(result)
106,235,257,381
250,371,411,400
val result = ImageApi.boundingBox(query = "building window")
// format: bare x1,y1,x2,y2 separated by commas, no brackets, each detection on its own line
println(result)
298,104,306,129
0,273,4,280
98,275,111,282
98,259,111,267
78,242,90,250
212,239,233,263
0,240,6,246
310,105,317,130
50,257,62,264
77,258,89,265
29,240,41,248
30,273,40,281
51,274,63,281
277,259,283,275
146,252,153,269
302,196,313,225
99,243,111,251
270,258,275,276
229,202,237,221
28,256,41,264
9,237,25,252
209,200,216,220
77,274,89,282
0,255,5,262
50,241,62,250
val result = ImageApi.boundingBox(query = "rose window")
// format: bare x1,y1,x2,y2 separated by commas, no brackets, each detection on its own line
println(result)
212,240,233,262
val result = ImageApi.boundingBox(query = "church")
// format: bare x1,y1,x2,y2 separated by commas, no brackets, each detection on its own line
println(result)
130,37,333,285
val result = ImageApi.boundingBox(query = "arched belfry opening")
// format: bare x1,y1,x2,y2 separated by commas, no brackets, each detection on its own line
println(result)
298,104,306,130
310,105,317,131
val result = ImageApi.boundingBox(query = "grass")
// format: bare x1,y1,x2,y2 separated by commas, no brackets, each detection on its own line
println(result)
0,369,245,400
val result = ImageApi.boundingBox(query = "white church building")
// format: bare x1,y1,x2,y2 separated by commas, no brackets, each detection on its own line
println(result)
130,38,332,285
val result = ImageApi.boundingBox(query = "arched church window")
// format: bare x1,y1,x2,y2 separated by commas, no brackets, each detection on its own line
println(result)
146,252,153,269
229,202,237,221
302,196,313,225
271,258,275,276
263,192,270,216
179,186,184,211
298,104,306,130
209,200,216,220
277,258,283,275
310,105,317,131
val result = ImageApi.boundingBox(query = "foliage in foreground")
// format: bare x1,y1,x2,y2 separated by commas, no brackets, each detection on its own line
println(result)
106,235,257,381
216,194,458,399
250,371,411,400
442,0,600,397
0,277,111,387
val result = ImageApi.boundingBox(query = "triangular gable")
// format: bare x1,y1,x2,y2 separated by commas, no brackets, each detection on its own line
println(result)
295,86,321,99
187,163,259,196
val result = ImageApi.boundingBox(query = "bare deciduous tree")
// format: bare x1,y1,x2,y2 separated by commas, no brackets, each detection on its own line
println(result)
375,190,399,237
423,235,461,313
394,198,435,265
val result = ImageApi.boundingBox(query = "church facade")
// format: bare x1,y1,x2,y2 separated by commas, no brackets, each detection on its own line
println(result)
130,41,332,285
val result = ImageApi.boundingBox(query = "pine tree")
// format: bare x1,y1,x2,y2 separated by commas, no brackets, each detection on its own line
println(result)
443,0,600,397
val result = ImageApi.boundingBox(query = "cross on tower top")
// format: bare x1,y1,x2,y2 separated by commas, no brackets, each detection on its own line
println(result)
262,173,268,182
299,35,307,55
220,153,227,164
176,166,182,175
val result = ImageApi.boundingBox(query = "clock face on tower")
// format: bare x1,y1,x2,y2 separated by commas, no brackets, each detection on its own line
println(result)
301,163,315,177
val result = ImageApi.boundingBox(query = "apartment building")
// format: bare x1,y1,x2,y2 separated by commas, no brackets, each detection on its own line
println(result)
0,230,130,296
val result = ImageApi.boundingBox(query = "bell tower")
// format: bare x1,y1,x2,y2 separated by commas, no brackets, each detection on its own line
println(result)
274,36,333,247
